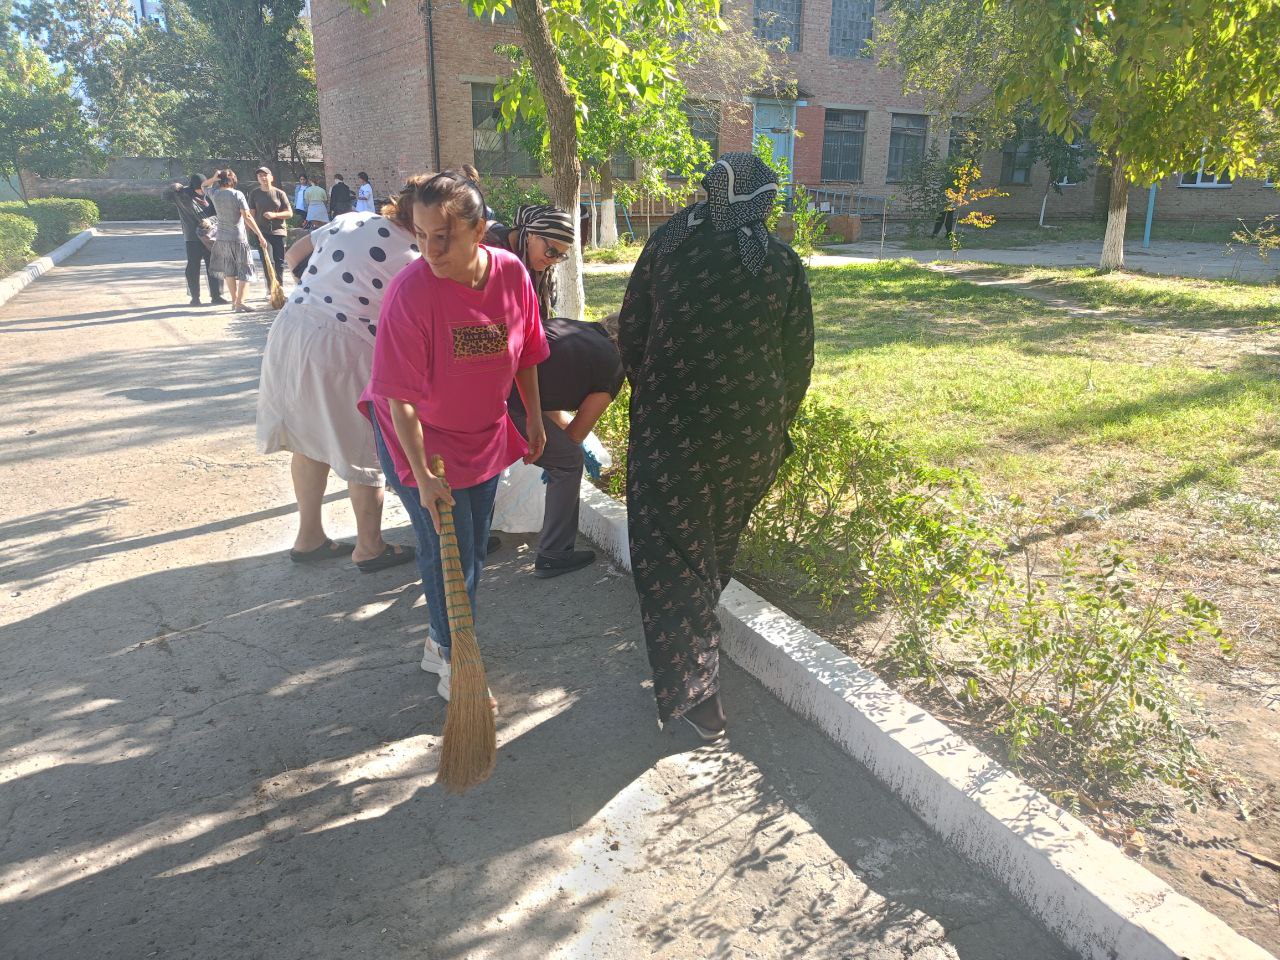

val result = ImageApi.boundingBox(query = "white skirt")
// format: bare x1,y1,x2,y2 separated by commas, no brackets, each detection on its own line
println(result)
256,306,382,485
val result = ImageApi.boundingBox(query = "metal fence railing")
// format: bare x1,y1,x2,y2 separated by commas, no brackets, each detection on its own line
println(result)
804,186,889,218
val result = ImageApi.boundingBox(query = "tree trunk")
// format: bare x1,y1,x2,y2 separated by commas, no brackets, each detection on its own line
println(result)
584,165,598,246
1100,153,1128,271
512,0,583,319
597,160,619,246
1039,176,1051,227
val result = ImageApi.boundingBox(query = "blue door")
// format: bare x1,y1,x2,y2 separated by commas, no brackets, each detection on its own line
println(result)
752,101,797,172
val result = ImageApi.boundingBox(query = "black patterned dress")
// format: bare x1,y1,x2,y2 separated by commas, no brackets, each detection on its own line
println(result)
618,224,814,724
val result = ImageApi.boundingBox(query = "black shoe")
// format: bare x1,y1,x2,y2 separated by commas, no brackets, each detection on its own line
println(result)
487,534,501,554
189,297,201,306
533,549,595,579
683,694,727,742
210,296,229,305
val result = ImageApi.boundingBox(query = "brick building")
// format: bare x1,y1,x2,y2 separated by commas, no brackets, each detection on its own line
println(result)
310,0,1277,226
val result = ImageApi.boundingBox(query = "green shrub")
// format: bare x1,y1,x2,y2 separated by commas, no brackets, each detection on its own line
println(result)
485,177,551,225
592,386,1229,802
0,198,99,253
789,185,829,260
0,212,38,275
91,192,178,222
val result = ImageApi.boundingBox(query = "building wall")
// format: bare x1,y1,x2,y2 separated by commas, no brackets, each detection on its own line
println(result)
311,0,436,196
311,0,1279,224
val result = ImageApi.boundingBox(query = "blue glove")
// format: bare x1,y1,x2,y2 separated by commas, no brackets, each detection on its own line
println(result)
583,444,603,480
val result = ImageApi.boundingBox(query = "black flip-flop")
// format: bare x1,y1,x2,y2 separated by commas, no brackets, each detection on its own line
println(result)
289,539,355,563
356,543,416,574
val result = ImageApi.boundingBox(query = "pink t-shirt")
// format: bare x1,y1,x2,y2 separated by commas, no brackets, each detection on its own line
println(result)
360,246,549,489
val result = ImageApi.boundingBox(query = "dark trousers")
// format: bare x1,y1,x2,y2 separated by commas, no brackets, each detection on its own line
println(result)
184,240,222,300
263,234,285,282
509,410,585,561
931,208,956,239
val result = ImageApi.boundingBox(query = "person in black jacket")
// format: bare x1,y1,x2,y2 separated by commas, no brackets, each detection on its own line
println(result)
170,175,226,306
329,174,354,217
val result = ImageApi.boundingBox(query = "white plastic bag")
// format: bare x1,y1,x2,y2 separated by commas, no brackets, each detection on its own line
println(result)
491,459,547,534
490,430,613,534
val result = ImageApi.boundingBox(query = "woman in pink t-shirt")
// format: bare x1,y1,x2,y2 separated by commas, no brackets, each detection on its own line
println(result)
361,170,548,703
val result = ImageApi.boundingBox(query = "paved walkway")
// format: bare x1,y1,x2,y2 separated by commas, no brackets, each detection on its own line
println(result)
586,237,1280,281
0,225,1074,960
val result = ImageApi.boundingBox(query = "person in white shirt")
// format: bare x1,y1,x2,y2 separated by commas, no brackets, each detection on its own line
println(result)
293,174,310,218
355,171,375,213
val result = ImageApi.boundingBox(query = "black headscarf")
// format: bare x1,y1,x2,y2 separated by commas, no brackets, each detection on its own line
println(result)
657,153,778,275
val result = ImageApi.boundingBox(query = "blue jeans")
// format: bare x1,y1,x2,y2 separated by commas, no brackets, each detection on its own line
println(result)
372,418,499,653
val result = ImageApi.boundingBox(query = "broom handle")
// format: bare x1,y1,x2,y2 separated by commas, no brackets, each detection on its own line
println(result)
428,455,475,638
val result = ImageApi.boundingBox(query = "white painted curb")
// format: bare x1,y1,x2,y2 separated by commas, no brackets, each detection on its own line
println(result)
0,228,95,309
577,482,1276,960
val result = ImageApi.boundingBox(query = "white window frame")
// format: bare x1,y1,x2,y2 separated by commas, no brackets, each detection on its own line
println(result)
1179,159,1233,189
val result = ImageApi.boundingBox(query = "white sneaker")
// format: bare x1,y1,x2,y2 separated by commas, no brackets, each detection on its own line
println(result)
435,664,496,710
420,634,448,674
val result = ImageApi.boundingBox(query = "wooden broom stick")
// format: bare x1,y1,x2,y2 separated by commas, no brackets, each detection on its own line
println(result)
431,454,497,793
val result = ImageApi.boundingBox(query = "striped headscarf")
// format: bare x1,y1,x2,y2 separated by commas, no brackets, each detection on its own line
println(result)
513,204,575,319
657,153,778,275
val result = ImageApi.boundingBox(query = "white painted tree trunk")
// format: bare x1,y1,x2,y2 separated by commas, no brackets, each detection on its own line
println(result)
1100,154,1128,271
597,161,619,247
1039,183,1050,227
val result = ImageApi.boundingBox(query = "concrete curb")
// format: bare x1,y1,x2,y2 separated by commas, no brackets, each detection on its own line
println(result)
0,228,95,309
577,483,1276,960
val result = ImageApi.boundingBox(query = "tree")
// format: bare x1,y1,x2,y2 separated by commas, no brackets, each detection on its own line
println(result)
351,0,721,320
160,0,319,167
877,0,1280,270
15,0,178,156
0,36,97,200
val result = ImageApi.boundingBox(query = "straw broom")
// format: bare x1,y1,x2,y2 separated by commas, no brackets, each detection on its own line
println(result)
260,246,287,310
431,454,497,793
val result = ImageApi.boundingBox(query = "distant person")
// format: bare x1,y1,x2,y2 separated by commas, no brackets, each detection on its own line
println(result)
618,153,814,741
169,175,226,306
203,169,271,313
355,172,375,214
303,179,330,228
248,166,293,283
256,178,427,573
329,173,354,217
293,174,310,219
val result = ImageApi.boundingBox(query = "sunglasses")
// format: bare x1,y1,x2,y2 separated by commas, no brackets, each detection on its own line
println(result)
541,238,571,261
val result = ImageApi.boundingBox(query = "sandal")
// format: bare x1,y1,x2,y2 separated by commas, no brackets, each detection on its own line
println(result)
289,539,355,563
355,543,416,574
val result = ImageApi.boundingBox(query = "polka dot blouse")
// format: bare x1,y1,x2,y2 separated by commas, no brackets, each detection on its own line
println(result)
292,214,420,344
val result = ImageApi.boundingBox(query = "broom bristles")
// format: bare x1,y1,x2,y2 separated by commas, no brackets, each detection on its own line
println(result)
437,625,496,792
430,454,497,794
261,251,287,310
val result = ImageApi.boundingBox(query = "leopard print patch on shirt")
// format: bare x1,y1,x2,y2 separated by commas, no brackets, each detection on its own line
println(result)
451,320,509,362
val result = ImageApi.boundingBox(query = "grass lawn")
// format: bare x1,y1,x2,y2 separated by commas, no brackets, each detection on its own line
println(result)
892,217,1250,251
587,261,1280,502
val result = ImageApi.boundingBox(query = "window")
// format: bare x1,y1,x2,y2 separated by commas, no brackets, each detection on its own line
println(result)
470,83,537,176
1055,143,1086,186
886,113,927,182
821,109,866,182
1000,138,1034,185
947,117,978,162
754,0,802,51
1180,163,1233,188
685,101,720,166
829,0,873,58
610,150,635,181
